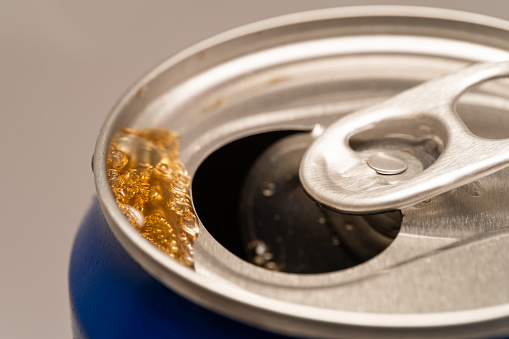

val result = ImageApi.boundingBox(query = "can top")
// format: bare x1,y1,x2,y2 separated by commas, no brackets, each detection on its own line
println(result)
94,6,509,338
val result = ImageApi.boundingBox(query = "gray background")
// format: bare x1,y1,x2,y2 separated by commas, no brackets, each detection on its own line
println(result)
1,1,508,338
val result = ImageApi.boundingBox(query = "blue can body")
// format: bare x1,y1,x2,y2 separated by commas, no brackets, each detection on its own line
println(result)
69,199,291,339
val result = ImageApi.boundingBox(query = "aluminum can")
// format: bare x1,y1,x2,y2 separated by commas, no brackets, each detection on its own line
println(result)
70,6,509,338
69,200,289,338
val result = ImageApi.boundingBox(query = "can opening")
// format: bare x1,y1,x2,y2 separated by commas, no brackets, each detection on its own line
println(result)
192,130,401,274
456,77,509,139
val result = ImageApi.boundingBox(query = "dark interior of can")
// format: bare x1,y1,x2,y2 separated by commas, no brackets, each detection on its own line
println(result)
193,131,298,259
192,130,402,274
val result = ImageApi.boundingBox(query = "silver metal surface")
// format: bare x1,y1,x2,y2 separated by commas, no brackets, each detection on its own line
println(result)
93,6,509,338
367,152,408,175
300,61,509,214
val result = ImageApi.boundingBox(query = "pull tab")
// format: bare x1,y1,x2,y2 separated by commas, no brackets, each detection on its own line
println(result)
300,61,509,214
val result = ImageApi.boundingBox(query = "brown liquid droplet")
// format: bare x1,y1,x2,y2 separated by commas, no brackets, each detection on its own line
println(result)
107,128,198,267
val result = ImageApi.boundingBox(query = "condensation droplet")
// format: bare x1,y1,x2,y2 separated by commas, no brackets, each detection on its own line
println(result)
261,182,276,197
119,204,145,228
255,244,267,256
156,162,170,174
128,169,143,182
108,150,128,169
171,192,189,203
169,199,191,215
262,252,274,261
174,163,189,177
264,262,279,271
116,186,134,200
180,215,199,238
345,223,354,231
108,169,123,186
253,256,265,265
171,181,188,193
180,253,193,266
107,169,118,179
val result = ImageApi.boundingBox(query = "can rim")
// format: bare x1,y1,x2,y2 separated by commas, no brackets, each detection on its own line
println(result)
93,6,509,337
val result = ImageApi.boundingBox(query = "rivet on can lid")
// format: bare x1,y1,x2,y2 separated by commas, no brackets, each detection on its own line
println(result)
367,152,408,175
